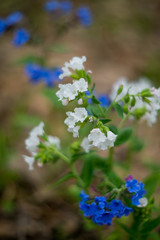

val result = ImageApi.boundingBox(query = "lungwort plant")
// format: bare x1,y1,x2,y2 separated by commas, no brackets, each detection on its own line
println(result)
23,56,160,239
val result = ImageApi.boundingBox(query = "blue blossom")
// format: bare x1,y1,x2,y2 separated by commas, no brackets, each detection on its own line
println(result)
0,18,6,35
125,178,146,206
79,191,133,226
76,6,93,27
5,11,23,26
12,28,30,47
44,1,60,12
98,94,111,107
25,63,62,87
61,1,73,14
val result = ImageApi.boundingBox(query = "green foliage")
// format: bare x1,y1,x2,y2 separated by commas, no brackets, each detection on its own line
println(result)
87,105,106,118
114,103,124,119
140,216,160,240
99,118,111,124
13,55,45,66
129,135,145,152
80,154,94,188
115,127,133,146
144,172,160,198
43,88,64,108
50,172,74,189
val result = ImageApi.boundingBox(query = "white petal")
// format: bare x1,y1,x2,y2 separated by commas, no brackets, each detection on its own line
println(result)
23,155,34,171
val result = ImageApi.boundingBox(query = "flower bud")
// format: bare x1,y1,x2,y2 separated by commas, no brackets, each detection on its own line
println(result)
117,85,123,95
78,98,83,105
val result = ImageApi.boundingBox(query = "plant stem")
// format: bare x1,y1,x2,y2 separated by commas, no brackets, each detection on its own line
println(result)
108,147,114,169
118,112,131,129
97,104,106,117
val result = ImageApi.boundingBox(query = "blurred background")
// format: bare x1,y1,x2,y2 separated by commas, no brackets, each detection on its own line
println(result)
0,0,160,239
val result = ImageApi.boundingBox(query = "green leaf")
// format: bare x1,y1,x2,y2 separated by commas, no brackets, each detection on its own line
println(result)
129,135,145,152
80,154,94,188
140,217,160,238
105,171,124,188
91,95,101,104
108,125,118,135
87,74,91,84
91,83,95,92
100,118,111,124
13,55,45,66
144,172,160,198
87,105,103,117
118,222,136,237
115,127,133,146
49,172,74,188
114,103,124,119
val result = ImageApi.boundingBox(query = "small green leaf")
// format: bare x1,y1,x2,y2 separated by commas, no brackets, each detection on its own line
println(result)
115,127,133,146
91,82,95,92
100,119,111,124
140,217,160,237
49,172,74,188
87,105,103,117
114,103,124,118
87,74,91,84
105,171,124,188
91,95,101,104
118,222,136,237
144,172,160,198
108,125,118,135
70,74,80,80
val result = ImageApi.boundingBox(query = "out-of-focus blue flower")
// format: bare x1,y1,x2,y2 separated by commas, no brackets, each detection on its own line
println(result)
61,1,73,14
12,28,30,47
0,18,6,35
25,63,62,87
25,64,44,83
76,6,93,27
125,178,146,206
79,191,133,226
5,11,23,26
44,1,60,12
98,94,111,107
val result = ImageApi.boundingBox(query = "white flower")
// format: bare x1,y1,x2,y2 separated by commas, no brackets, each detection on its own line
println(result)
74,107,88,122
62,99,69,106
59,65,71,80
88,128,117,150
23,155,34,171
106,131,117,147
64,111,76,128
56,83,78,101
30,122,44,137
81,137,92,152
73,78,88,92
88,128,107,148
65,56,86,71
137,197,148,208
47,136,61,149
68,126,80,138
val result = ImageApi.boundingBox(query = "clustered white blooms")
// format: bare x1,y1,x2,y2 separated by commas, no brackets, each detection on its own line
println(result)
64,107,88,137
110,77,160,126
59,56,86,80
23,122,60,170
56,78,88,104
81,128,117,152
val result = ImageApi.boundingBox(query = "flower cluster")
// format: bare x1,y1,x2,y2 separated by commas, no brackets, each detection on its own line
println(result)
79,191,133,226
125,176,147,206
64,108,88,137
0,11,30,47
25,63,62,87
44,1,93,27
110,77,160,126
81,128,117,152
23,122,60,170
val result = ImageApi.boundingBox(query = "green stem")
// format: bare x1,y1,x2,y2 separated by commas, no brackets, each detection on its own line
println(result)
108,147,114,169
118,112,131,129
97,104,106,117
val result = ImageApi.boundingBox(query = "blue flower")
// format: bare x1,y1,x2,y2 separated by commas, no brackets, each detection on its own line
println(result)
12,28,30,47
125,179,141,193
76,6,93,27
79,190,89,202
93,212,114,226
79,202,98,217
5,11,23,26
25,64,44,83
61,1,73,14
98,94,111,107
109,199,124,217
121,206,133,216
0,18,6,35
42,68,62,87
44,1,60,12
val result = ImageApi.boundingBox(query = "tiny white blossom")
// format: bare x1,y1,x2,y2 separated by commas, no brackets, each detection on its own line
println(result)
81,137,92,152
48,136,61,149
23,155,35,171
64,111,76,128
137,197,148,208
89,117,93,122
56,83,78,101
25,135,39,154
110,77,129,102
65,56,86,71
106,131,117,147
59,65,71,80
74,107,88,122
68,126,80,138
88,128,106,147
30,122,44,137
73,78,88,93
